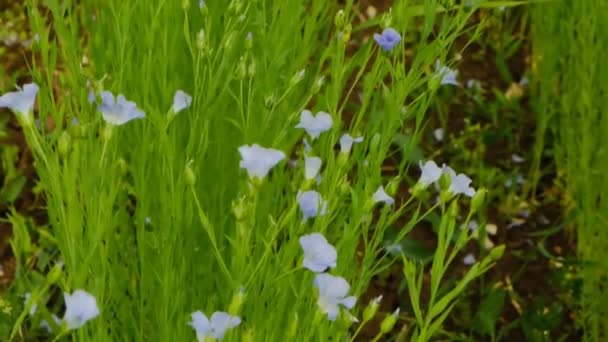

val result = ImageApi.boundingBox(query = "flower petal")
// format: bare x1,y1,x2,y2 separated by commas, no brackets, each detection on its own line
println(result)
299,233,337,272
304,156,322,180
0,83,39,116
297,190,327,222
189,311,211,338
296,110,333,139
173,90,192,113
238,144,285,179
210,311,241,340
63,290,99,330
419,161,442,186
372,185,394,205
339,134,363,154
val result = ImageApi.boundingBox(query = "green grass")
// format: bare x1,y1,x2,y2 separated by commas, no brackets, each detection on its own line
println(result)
5,0,605,340
532,0,608,340
0,0,513,341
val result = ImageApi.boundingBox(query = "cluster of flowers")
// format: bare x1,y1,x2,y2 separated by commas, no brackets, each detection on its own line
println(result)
239,108,396,222
188,110,419,338
236,105,402,327
2,87,474,340
300,233,355,320
0,14,474,340
0,80,196,127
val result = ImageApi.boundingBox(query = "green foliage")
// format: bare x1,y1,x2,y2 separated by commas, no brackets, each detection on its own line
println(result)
532,0,608,340
471,288,506,336
1,0,594,340
1,0,504,341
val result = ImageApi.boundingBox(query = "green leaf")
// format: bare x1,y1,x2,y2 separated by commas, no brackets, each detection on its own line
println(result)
392,133,424,163
0,174,26,203
396,237,435,264
472,289,506,335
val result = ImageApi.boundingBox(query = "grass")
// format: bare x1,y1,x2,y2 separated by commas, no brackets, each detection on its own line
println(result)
4,0,499,340
532,0,608,340
0,0,601,341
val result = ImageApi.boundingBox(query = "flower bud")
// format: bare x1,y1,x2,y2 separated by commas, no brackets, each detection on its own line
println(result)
409,182,426,199
102,123,113,142
184,161,196,186
236,57,247,80
289,69,306,87
438,171,451,192
334,9,345,29
57,131,71,157
231,196,247,220
338,310,359,329
264,93,276,108
196,29,207,52
248,58,256,78
223,32,236,51
228,287,246,315
341,23,352,44
311,76,325,94
370,133,381,153
286,314,298,339
380,308,400,334
487,244,505,262
363,296,382,322
181,0,190,11
448,200,459,219
338,175,351,194
470,188,487,214
199,1,208,16
245,32,253,50
386,177,400,197
46,262,63,284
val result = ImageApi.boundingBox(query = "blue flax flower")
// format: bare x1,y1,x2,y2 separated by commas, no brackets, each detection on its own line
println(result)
434,60,459,86
304,156,322,180
339,134,363,154
63,290,100,330
373,28,401,52
299,233,337,272
442,165,476,197
418,160,442,187
296,110,333,140
173,90,192,114
189,311,241,341
372,185,394,206
314,273,356,321
98,91,145,125
0,83,39,125
297,190,327,222
238,144,285,180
